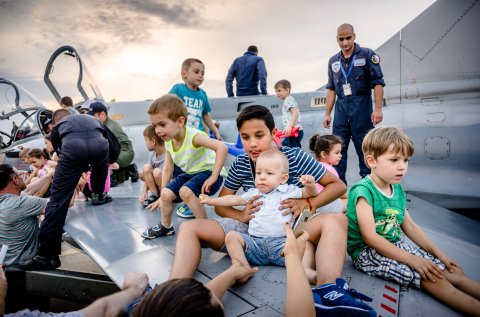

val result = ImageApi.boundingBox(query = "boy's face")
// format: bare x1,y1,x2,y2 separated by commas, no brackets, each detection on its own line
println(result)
254,156,289,194
182,62,205,90
144,136,156,151
367,145,409,186
149,112,184,141
275,87,289,100
239,118,276,162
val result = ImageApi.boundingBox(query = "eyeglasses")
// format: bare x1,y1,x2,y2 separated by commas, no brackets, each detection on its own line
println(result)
338,36,353,42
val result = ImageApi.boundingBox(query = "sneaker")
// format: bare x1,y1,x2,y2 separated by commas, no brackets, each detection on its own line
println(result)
141,224,175,239
92,193,113,206
312,278,376,317
75,192,87,202
22,254,61,270
142,194,160,207
176,203,194,218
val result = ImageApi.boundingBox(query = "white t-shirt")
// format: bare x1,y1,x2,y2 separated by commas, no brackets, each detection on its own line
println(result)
241,184,302,237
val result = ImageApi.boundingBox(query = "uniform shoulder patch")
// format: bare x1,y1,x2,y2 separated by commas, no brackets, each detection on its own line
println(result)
371,54,381,64
331,61,341,73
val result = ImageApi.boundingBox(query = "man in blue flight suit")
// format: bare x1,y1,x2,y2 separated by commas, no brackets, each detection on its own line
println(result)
226,45,268,97
323,23,385,184
23,109,112,270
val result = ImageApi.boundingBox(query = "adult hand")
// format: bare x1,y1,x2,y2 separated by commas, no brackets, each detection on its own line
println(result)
323,114,331,128
201,175,218,194
280,198,309,219
409,255,444,283
371,109,383,125
122,272,149,293
139,192,147,203
240,195,262,223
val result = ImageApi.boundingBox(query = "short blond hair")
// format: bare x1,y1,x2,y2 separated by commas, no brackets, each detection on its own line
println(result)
362,127,414,162
257,149,289,174
148,94,188,123
181,58,203,72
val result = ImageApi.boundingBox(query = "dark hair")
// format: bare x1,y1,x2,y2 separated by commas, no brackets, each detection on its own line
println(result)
132,278,224,317
52,109,71,124
28,148,51,161
236,105,275,132
44,133,52,142
309,134,343,160
60,96,73,108
0,164,16,191
143,124,164,146
247,45,258,53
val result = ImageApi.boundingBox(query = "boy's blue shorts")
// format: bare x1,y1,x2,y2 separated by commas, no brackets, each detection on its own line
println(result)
166,167,223,203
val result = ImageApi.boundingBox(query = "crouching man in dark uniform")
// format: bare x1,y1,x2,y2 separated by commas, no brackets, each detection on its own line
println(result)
23,109,112,270
323,23,385,184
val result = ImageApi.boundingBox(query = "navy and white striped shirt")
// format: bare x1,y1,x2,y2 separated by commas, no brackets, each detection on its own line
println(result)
224,147,326,193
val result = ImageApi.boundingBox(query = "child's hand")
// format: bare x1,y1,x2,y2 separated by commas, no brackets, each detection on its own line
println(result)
214,131,223,141
201,175,218,194
284,125,293,137
300,175,315,186
409,255,444,283
282,222,309,258
146,199,161,211
437,253,460,273
139,192,147,203
199,194,211,205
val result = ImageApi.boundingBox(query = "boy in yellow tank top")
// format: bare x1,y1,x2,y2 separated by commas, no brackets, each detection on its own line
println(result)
142,94,228,239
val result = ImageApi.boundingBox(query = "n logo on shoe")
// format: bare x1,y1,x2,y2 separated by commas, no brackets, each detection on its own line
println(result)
323,291,344,301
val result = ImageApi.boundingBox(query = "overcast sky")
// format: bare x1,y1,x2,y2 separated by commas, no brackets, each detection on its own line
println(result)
0,0,435,108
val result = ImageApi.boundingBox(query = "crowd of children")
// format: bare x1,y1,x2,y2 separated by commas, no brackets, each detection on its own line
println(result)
5,55,478,316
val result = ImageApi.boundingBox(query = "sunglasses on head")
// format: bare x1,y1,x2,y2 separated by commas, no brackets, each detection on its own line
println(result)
338,36,353,42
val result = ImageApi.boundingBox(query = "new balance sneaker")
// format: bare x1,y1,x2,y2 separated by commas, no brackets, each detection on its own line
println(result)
312,278,376,317
176,203,194,218
141,224,175,239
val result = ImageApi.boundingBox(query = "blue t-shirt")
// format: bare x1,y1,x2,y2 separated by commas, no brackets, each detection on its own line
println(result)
224,146,326,192
169,83,211,132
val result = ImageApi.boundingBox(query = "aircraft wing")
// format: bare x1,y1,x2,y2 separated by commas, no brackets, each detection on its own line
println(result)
63,182,480,317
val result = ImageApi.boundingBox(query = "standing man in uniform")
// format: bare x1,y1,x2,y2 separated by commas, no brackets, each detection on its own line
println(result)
226,45,268,97
323,23,385,184
86,101,138,186
23,109,111,270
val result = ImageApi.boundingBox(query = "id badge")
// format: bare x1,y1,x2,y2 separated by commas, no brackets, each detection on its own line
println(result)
342,83,352,96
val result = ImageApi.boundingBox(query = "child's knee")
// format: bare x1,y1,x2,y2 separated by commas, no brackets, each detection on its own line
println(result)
153,168,162,179
142,164,153,173
225,231,242,245
160,188,176,202
179,186,195,200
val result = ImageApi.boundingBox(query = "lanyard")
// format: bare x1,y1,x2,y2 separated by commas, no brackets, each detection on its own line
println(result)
340,54,356,84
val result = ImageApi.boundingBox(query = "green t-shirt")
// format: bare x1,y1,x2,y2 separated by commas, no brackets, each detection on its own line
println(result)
346,176,406,260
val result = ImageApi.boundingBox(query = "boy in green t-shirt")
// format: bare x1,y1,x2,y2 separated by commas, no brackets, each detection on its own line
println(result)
347,126,480,316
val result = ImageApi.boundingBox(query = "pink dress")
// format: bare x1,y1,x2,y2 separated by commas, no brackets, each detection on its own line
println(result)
87,168,111,193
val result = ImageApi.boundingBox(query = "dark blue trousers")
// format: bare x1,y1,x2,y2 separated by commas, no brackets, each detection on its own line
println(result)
332,95,373,184
38,136,108,256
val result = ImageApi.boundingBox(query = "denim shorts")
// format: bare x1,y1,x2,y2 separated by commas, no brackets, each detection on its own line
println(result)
166,170,223,203
213,218,249,253
240,234,286,266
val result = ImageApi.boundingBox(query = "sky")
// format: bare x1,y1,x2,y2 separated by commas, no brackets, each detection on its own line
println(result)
0,0,436,108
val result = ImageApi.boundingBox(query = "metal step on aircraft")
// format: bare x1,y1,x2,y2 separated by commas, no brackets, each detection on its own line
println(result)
1,0,479,315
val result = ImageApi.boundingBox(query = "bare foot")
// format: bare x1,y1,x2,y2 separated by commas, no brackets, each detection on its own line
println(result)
231,259,256,284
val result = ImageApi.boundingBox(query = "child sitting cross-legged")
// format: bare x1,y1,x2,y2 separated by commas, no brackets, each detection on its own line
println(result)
347,126,480,316
200,149,318,272
141,94,228,239
139,124,166,207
